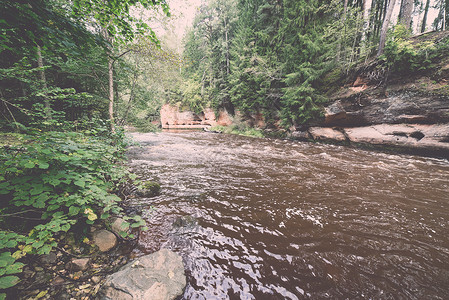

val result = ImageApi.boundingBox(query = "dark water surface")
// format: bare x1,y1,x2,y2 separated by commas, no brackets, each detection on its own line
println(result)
127,132,449,299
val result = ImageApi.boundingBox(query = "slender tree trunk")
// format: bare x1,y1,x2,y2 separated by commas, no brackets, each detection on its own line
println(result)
377,0,397,57
102,27,115,132
225,19,230,76
443,0,449,30
337,0,349,62
37,45,51,119
421,0,431,33
398,0,413,29
361,0,372,58
120,60,139,126
108,58,115,131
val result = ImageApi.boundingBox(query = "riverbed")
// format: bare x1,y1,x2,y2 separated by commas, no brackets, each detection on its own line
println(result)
126,131,449,299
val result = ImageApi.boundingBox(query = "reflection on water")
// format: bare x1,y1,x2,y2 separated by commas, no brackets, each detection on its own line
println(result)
127,132,449,299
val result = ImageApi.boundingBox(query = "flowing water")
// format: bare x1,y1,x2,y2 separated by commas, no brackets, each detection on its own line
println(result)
126,131,449,299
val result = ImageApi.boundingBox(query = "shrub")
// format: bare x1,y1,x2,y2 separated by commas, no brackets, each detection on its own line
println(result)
0,130,137,297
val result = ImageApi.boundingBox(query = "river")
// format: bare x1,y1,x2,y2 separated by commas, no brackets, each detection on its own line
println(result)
126,131,449,299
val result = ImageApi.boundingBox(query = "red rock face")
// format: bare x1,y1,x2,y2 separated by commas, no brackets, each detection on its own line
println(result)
216,109,233,126
160,104,232,129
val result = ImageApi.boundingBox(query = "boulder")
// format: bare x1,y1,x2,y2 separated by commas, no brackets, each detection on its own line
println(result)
137,181,161,198
308,127,347,142
92,230,117,252
173,215,198,228
40,252,57,265
289,130,311,141
98,249,186,300
324,101,347,125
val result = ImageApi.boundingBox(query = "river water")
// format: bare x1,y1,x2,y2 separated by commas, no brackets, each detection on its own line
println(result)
126,131,449,299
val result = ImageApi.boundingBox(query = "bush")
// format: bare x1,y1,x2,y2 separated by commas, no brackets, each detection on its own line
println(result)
382,25,449,74
210,124,264,138
0,130,137,297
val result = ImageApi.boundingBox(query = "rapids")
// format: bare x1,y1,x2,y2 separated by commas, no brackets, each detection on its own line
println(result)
127,131,449,299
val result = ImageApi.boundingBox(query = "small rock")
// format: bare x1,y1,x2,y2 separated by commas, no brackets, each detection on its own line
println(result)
35,266,44,272
173,215,198,228
78,283,91,290
92,230,117,252
52,276,65,286
91,276,101,284
70,258,90,271
111,217,129,235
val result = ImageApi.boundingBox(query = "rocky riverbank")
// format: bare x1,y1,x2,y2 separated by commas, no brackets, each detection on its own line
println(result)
288,48,449,158
10,180,186,300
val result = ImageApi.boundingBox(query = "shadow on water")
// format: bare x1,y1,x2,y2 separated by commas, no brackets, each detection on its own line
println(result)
127,131,449,299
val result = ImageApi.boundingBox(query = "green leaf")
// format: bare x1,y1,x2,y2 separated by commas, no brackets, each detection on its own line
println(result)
0,275,20,289
1,292,6,300
68,206,80,216
38,162,50,169
24,162,35,169
61,224,70,232
4,262,24,275
74,180,85,188
48,178,61,187
32,240,44,249
38,245,52,255
0,253,14,268
4,240,17,248
30,186,44,196
47,204,60,211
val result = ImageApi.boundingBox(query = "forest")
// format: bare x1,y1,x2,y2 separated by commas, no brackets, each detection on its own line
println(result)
0,0,448,298
180,0,449,127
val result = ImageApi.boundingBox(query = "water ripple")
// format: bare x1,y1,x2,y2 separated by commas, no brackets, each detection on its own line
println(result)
127,132,449,299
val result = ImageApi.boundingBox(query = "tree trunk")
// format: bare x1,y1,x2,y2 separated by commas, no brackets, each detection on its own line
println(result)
120,61,139,126
360,0,372,57
102,27,115,132
398,0,413,29
444,0,448,30
421,0,431,33
108,57,115,131
377,0,397,57
37,45,51,119
336,0,349,62
225,21,230,76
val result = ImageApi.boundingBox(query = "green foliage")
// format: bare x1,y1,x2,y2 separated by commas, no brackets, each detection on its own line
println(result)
210,124,264,138
0,130,138,294
73,0,170,45
182,0,340,127
381,25,449,74
0,234,25,298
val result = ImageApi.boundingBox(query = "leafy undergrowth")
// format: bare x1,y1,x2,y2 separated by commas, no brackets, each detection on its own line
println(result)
210,124,264,138
0,129,143,299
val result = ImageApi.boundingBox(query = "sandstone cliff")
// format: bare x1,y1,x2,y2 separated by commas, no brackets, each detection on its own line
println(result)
290,32,449,158
160,104,232,129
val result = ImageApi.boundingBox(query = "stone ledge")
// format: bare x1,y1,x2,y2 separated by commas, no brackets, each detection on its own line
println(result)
291,123,449,159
